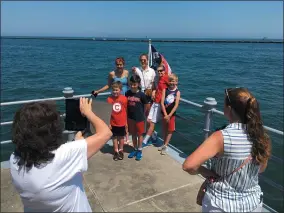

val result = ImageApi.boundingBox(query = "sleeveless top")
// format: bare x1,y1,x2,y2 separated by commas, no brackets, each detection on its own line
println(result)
113,74,128,95
164,87,178,115
204,123,262,212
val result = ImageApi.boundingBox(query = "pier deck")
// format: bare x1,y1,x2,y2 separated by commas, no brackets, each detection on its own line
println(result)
1,141,203,212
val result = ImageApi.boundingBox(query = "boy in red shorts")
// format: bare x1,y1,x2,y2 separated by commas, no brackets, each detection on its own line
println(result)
125,75,148,161
107,82,128,161
160,73,181,155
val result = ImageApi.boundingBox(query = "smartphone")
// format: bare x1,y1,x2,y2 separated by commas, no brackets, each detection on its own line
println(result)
65,98,87,131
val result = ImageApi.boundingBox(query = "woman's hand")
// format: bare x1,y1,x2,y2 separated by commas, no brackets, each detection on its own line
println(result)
92,90,99,96
80,97,92,117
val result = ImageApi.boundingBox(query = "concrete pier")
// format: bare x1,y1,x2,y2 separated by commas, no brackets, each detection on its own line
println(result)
1,142,203,212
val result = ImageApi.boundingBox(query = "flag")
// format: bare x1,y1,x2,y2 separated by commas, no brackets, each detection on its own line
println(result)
149,44,172,75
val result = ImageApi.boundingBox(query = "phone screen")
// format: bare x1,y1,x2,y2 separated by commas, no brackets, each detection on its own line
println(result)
64,97,112,133
65,98,87,131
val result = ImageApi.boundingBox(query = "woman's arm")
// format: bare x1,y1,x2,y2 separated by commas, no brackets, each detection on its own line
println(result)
160,89,167,116
93,72,113,94
182,131,224,175
168,91,181,117
79,98,112,159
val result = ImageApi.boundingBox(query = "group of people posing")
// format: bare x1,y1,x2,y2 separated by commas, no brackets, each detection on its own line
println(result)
9,53,272,212
92,54,180,161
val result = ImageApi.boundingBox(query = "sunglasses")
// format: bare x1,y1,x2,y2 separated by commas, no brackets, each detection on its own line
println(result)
157,69,165,72
225,87,245,105
225,88,233,105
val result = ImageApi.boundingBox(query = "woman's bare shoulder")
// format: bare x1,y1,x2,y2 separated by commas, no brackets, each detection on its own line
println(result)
124,69,129,76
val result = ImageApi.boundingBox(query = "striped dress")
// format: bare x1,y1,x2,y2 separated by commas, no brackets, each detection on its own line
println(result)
204,123,263,212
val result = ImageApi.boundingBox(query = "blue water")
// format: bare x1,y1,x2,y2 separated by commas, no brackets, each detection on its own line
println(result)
1,38,283,211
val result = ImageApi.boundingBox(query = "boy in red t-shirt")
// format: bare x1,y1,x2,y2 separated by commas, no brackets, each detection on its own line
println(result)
107,82,128,161
142,64,168,146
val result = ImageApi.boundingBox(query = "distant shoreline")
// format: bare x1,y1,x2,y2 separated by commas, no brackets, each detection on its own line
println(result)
2,36,283,44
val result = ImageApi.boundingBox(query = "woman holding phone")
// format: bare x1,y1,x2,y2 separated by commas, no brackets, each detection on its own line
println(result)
10,98,112,212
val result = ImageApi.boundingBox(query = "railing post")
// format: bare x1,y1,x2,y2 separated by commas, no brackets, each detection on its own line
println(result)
62,87,75,141
203,97,217,139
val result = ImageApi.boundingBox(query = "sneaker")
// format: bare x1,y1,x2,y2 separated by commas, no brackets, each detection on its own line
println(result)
158,145,165,151
118,151,124,160
128,150,137,158
113,152,119,161
136,150,143,161
151,132,158,142
142,141,152,148
160,146,168,155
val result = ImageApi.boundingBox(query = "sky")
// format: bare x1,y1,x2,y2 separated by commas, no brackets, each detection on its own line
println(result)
1,1,283,39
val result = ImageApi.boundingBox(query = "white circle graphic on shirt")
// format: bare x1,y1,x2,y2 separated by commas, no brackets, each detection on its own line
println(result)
113,103,122,112
165,94,175,105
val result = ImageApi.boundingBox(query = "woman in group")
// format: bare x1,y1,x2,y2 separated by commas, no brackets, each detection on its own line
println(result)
92,57,129,96
10,98,112,212
182,87,271,212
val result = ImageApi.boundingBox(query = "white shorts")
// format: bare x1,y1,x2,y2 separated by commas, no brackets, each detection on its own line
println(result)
147,103,162,124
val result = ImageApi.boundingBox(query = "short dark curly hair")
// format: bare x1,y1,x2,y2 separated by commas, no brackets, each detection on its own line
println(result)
12,101,64,169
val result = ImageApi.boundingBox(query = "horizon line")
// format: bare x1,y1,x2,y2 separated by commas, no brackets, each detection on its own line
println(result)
1,35,283,40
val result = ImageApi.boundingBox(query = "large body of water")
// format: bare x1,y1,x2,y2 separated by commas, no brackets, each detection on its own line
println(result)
1,38,283,211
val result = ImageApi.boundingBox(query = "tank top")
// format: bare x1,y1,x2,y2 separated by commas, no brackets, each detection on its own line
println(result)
113,75,128,95
164,87,178,115
204,123,262,212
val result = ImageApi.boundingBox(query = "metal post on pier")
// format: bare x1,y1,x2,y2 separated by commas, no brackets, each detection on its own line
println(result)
62,87,75,142
203,97,217,139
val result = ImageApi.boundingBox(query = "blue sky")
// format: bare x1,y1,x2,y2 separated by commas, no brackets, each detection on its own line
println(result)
1,1,283,39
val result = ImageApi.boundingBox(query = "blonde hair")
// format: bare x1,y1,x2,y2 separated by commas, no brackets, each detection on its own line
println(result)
169,73,178,82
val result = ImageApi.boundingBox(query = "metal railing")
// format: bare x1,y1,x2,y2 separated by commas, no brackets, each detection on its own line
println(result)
1,86,283,143
1,87,283,195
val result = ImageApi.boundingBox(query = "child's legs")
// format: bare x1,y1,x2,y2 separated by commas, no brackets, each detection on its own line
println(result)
128,119,138,149
162,119,168,144
138,135,144,149
112,137,118,152
146,122,155,136
146,103,161,136
164,116,175,146
118,136,124,151
164,132,173,146
132,134,138,149
136,121,145,148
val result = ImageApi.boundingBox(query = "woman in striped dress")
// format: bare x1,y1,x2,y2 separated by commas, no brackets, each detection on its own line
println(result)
182,87,271,212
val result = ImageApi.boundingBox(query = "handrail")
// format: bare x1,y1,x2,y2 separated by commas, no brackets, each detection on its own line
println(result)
0,92,111,106
212,109,284,136
1,92,283,200
180,98,203,108
1,93,283,136
174,128,283,164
